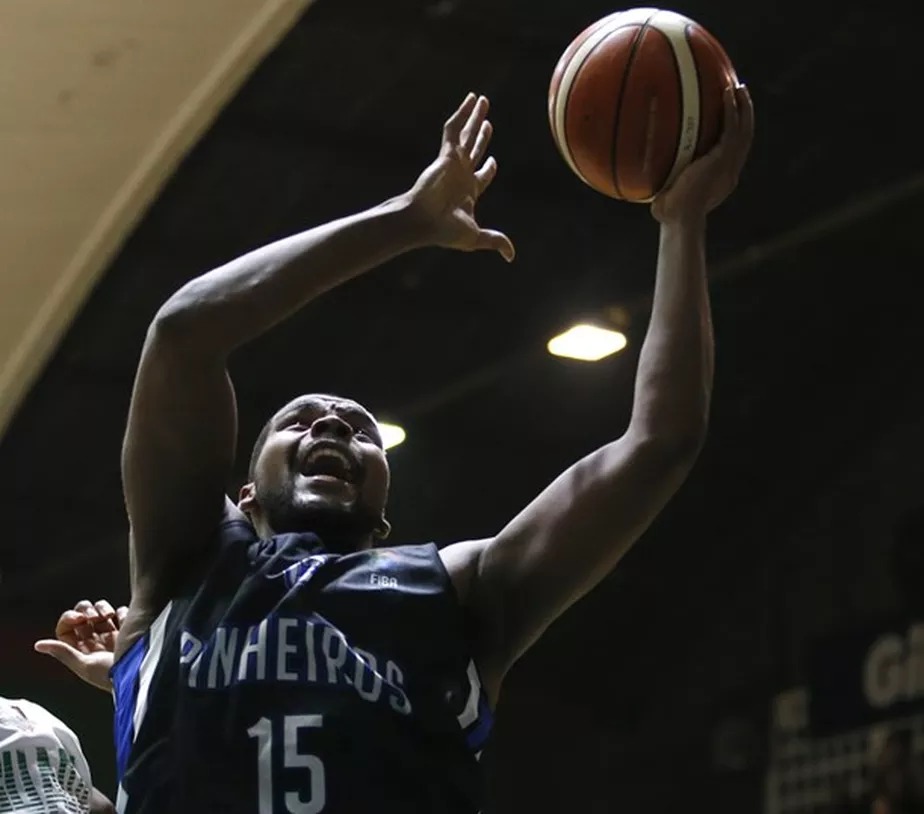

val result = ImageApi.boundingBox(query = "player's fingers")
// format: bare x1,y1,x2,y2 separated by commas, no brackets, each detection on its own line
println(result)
116,606,129,628
92,608,118,636
718,85,739,151
101,629,119,652
34,640,87,673
442,93,477,145
469,120,493,167
475,229,516,263
733,84,754,168
74,620,96,642
474,156,498,196
78,602,102,641
73,599,95,616
459,96,489,154
54,610,88,639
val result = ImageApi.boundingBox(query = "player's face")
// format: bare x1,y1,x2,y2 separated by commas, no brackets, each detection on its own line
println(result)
246,395,390,549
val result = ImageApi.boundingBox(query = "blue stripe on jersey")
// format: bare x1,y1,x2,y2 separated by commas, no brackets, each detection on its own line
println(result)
111,633,148,782
465,695,494,752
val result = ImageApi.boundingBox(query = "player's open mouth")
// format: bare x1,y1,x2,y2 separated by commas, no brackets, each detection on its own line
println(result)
298,442,359,484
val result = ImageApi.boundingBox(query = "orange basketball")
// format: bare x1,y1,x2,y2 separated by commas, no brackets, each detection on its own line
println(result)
548,8,738,201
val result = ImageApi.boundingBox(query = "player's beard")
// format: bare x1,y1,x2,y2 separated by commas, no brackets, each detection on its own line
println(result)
255,479,381,554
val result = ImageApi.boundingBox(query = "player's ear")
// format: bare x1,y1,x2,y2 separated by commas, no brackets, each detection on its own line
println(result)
374,516,391,540
238,482,258,514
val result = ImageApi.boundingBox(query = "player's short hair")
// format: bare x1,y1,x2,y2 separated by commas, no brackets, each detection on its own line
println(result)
247,417,275,481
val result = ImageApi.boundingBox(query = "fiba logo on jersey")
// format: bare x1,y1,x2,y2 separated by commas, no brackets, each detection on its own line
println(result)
370,573,398,588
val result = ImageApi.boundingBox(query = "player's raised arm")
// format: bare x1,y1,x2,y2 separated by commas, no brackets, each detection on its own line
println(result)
122,94,513,613
453,86,753,682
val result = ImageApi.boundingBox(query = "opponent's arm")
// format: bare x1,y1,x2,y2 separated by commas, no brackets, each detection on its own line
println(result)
124,94,513,609
34,600,126,692
451,86,754,685
90,788,116,814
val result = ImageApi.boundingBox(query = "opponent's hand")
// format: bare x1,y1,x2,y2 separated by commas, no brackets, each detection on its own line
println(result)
651,84,754,224
407,93,515,262
34,599,127,692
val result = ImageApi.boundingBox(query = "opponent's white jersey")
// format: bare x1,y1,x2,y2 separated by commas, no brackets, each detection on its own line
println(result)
0,698,92,814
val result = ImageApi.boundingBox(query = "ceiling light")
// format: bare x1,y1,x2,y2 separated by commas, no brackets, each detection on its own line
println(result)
547,324,627,361
378,422,406,450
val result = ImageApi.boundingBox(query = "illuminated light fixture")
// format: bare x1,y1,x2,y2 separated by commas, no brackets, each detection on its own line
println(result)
547,323,627,361
378,422,407,450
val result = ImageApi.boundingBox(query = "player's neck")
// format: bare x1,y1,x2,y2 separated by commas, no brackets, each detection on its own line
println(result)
252,514,377,553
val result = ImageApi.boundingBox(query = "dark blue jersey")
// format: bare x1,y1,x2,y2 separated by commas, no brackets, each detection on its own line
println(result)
110,509,493,814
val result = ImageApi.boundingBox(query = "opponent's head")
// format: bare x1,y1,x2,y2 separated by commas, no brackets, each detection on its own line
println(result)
239,394,391,551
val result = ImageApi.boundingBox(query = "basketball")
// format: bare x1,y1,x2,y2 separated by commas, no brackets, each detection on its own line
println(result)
548,8,738,202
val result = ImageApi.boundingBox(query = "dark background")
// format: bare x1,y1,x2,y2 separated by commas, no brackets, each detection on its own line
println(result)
2,0,923,811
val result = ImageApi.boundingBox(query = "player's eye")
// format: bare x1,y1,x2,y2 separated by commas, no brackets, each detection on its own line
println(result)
354,428,381,446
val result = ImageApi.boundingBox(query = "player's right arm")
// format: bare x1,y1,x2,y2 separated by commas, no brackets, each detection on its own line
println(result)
121,93,513,642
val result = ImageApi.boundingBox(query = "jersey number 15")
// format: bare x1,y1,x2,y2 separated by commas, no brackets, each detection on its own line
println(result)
248,715,326,813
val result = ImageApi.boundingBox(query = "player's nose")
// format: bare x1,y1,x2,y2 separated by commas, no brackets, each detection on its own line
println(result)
309,413,353,440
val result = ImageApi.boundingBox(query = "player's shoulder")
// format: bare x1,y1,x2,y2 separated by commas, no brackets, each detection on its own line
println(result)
438,539,490,566
361,540,439,570
168,497,257,587
0,697,84,751
0,696,30,732
352,541,452,587
208,497,260,562
438,539,490,580
398,538,492,604
0,697,56,727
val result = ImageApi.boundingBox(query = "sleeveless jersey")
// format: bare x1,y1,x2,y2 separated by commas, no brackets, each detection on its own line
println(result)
0,697,93,813
110,511,493,814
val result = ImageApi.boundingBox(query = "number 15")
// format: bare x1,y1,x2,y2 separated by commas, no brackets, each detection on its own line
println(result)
248,715,326,814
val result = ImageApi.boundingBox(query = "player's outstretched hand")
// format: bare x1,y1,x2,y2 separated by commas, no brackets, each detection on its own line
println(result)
34,599,127,692
406,93,515,263
651,84,753,224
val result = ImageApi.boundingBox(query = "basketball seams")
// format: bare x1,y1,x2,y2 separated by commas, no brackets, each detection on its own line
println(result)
649,11,701,192
552,17,641,186
687,25,706,162
548,11,632,118
548,14,617,145
609,21,653,199
637,24,684,200
691,31,738,159
551,8,659,188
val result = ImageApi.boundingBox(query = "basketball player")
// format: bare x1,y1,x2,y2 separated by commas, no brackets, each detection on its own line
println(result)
106,88,751,813
0,697,115,813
